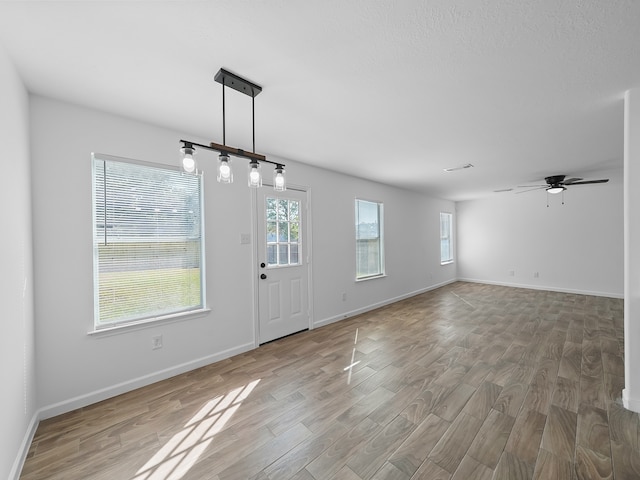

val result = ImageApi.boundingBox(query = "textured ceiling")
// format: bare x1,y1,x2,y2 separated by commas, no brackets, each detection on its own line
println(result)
0,0,638,200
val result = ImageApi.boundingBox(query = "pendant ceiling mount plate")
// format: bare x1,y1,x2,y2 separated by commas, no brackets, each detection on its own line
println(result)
214,68,262,98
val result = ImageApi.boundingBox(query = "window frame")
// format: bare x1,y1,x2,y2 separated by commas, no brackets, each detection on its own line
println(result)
440,211,454,265
355,198,385,280
91,153,206,332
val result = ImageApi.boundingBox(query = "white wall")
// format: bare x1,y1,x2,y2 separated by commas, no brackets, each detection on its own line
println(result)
29,96,456,418
0,47,36,479
623,87,640,412
288,163,457,327
457,170,624,298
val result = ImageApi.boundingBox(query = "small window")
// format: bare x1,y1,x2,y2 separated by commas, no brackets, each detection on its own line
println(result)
266,196,301,267
440,212,453,264
355,199,384,279
92,154,205,330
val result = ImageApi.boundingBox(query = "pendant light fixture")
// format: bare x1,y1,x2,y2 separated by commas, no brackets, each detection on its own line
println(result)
180,68,286,190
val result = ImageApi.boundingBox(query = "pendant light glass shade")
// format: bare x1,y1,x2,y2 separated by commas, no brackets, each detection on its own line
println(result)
180,146,196,173
274,165,286,191
547,186,564,194
248,160,262,188
217,153,233,183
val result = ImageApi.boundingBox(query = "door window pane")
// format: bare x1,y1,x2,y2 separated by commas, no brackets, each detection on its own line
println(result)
267,244,277,265
278,245,289,265
267,221,277,242
266,197,301,266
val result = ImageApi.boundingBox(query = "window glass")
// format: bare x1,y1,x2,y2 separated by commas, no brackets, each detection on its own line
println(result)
440,212,453,264
92,154,204,329
355,199,384,279
266,196,301,267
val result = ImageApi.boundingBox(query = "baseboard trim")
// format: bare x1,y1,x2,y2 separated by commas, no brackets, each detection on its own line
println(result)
457,277,623,299
39,342,255,420
9,411,39,480
313,279,456,329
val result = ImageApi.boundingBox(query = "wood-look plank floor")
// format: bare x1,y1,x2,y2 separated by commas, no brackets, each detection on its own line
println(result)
20,282,640,480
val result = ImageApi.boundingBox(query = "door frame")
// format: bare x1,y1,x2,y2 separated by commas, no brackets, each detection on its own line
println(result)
250,183,314,347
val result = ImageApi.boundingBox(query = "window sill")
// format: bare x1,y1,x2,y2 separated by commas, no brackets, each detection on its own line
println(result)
441,261,454,266
355,274,387,282
88,307,211,337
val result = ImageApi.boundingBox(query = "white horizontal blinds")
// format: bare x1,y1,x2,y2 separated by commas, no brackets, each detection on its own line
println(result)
93,156,203,327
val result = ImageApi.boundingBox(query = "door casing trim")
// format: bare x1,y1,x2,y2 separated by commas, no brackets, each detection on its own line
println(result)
250,183,313,348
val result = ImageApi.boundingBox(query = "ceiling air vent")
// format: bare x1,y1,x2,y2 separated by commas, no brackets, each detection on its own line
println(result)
443,163,474,173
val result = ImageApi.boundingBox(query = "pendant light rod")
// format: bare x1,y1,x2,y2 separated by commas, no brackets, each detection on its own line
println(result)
179,140,284,167
222,82,226,145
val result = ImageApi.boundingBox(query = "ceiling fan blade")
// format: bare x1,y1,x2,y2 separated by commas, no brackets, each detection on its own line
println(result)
516,184,547,188
566,179,609,185
515,187,546,194
563,177,583,184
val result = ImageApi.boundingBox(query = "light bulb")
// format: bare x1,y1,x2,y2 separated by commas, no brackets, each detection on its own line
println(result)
248,160,262,188
180,146,196,173
274,166,286,191
182,154,195,173
217,154,233,183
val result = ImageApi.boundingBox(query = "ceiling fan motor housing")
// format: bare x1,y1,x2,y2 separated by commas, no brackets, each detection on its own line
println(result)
545,175,566,186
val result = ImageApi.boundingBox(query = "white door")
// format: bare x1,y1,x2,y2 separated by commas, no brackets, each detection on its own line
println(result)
257,188,310,344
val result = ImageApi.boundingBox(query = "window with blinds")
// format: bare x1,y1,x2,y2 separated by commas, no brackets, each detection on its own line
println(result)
92,154,204,329
440,212,453,264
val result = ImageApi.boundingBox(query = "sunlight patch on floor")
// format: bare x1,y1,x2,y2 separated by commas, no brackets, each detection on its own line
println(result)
343,328,360,384
131,379,261,480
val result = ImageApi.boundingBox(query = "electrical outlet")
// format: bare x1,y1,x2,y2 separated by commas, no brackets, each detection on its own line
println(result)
534,272,539,278
240,233,251,245
152,334,163,350
509,270,515,277
342,292,347,301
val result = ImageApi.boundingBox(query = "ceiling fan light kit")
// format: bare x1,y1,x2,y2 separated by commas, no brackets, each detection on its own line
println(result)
513,174,609,204
179,68,286,191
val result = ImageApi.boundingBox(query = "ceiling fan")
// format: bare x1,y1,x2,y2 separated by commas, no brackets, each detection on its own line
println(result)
517,174,609,195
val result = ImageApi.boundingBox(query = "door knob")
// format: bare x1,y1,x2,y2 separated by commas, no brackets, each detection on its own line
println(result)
260,273,267,280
